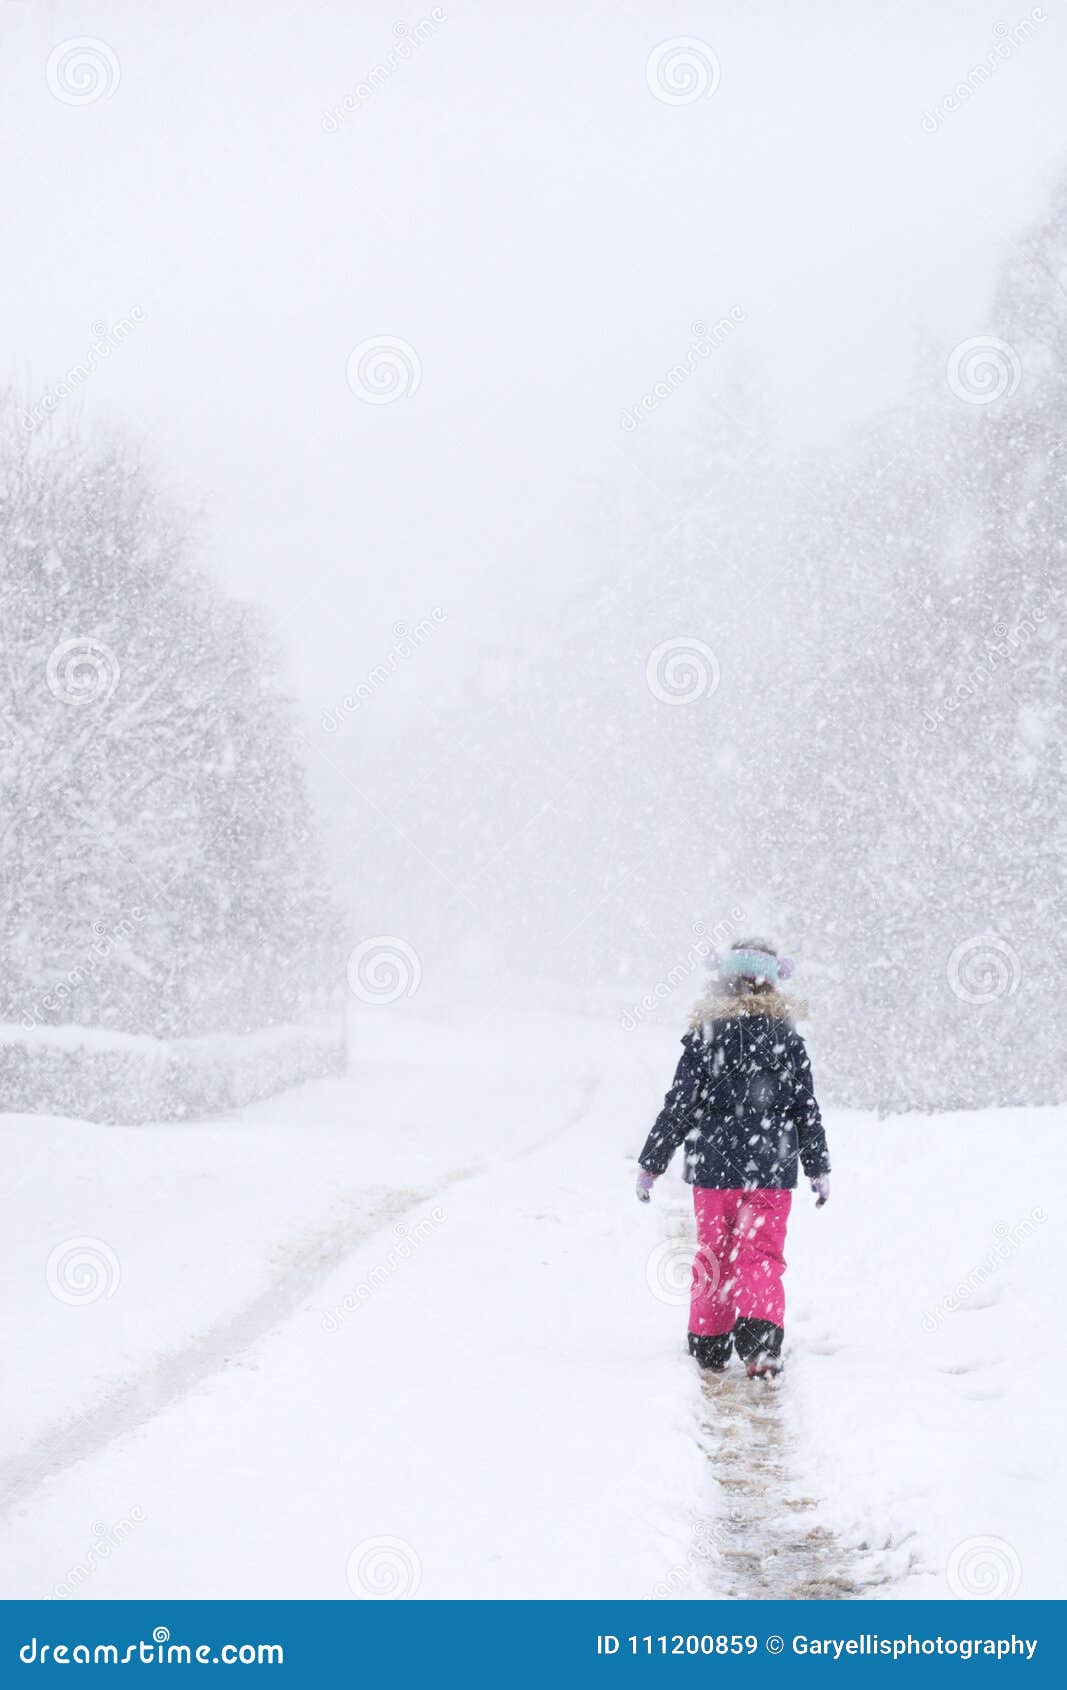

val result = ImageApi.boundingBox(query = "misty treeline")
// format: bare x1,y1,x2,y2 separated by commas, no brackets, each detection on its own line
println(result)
0,401,340,1041
370,176,1066,1112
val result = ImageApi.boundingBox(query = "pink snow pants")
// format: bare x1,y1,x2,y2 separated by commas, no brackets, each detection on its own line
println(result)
689,1187,792,1336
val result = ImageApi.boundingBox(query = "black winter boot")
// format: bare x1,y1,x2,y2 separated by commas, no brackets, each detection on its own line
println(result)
688,1330,733,1372
733,1317,784,1378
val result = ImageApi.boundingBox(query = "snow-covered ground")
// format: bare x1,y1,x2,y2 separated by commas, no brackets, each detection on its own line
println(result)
1,1002,1061,1600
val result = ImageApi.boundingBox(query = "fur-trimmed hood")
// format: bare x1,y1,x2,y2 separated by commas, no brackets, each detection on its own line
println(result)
688,990,807,1029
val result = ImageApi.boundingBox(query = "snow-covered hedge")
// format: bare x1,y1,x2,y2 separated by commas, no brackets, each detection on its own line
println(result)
0,1021,346,1125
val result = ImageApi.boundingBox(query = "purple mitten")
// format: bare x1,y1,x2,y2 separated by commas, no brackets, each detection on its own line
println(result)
635,1168,657,1204
811,1175,830,1208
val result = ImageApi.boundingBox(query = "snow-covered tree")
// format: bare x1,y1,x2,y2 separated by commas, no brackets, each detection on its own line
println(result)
752,178,1067,1109
0,404,340,1040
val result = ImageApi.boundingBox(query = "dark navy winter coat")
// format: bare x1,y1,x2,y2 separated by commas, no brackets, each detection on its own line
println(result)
638,994,830,1191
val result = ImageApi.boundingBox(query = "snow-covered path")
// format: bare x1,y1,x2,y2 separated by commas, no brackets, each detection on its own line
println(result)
1,1003,1062,1599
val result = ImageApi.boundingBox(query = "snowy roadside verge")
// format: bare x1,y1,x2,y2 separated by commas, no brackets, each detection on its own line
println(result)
0,1019,345,1125
2,1007,593,1489
784,1103,1063,1600
0,1026,708,1599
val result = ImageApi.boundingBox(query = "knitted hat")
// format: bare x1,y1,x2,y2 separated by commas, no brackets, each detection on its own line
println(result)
715,935,794,987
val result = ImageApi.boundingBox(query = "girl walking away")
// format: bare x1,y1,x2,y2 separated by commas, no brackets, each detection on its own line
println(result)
635,937,830,1379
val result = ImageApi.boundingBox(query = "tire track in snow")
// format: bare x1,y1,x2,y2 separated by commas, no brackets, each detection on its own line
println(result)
0,1185,426,1518
1,1072,602,1518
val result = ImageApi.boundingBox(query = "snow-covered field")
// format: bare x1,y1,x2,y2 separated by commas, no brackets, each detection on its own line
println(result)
1,1002,1061,1600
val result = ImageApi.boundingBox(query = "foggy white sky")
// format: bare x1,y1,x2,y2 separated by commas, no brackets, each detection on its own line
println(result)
4,0,1066,722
